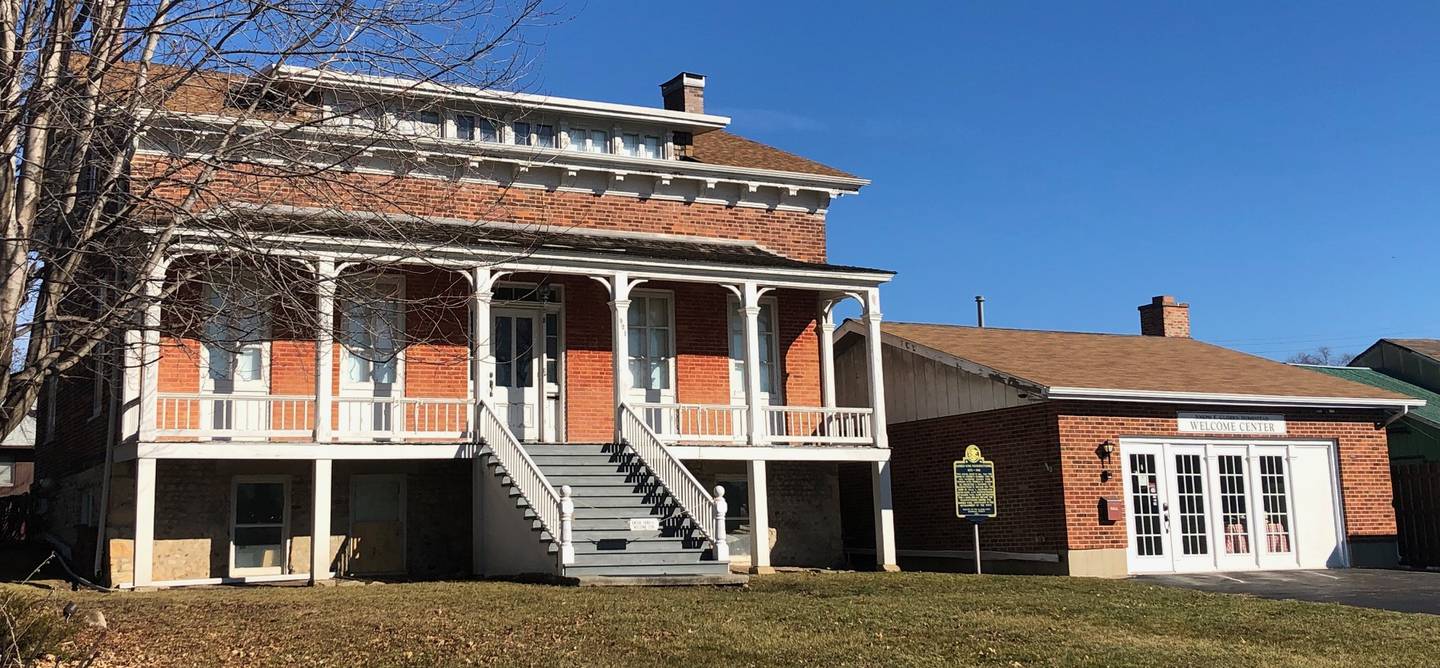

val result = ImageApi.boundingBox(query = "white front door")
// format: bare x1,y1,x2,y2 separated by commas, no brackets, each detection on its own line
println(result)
493,307,541,441
1121,440,1336,574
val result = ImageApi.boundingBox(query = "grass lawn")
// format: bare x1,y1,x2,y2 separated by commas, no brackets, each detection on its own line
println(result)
18,572,1440,667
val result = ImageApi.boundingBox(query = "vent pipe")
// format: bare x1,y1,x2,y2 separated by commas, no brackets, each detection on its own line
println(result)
975,295,986,328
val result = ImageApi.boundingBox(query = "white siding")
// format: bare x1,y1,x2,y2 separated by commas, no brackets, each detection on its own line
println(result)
833,333,1039,424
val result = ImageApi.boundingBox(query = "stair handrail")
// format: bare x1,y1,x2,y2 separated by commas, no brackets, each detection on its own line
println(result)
618,403,719,549
477,401,572,564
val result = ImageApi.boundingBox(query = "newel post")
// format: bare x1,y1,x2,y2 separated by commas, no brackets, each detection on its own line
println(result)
559,485,575,565
712,485,729,562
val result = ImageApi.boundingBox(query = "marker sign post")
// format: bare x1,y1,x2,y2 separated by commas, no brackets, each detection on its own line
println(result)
953,445,997,574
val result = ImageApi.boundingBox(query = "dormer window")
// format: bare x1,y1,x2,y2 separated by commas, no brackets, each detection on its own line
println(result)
621,133,662,159
566,128,610,153
395,110,441,137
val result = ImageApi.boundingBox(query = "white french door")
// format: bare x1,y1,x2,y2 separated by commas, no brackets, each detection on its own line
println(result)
200,281,270,440
1121,440,1325,574
493,307,541,441
338,276,404,439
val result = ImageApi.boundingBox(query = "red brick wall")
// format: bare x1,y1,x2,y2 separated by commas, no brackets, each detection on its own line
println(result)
888,403,1066,554
1054,401,1395,551
132,156,829,263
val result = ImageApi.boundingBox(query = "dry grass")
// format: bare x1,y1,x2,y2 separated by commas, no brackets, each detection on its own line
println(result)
14,572,1440,667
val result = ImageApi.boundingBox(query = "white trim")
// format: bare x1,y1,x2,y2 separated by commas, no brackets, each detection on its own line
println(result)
672,445,891,462
163,232,891,291
337,273,406,399
126,442,474,460
1046,386,1424,409
229,475,292,578
626,289,677,402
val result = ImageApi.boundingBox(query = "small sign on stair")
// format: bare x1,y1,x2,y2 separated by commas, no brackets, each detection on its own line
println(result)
628,518,660,532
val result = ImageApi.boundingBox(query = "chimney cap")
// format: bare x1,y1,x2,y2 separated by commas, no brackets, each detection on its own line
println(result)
1149,295,1185,306
660,72,706,94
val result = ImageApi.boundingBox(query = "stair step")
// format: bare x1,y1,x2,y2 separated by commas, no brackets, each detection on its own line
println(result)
563,562,732,577
535,465,644,477
571,536,707,553
551,483,667,495
567,494,672,508
573,506,682,520
573,519,702,534
570,550,713,566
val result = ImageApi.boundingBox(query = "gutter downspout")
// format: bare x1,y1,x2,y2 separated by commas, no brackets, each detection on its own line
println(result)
1380,405,1410,430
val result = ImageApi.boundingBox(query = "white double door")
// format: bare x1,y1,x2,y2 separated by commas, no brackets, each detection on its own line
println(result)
1122,440,1344,574
491,307,559,442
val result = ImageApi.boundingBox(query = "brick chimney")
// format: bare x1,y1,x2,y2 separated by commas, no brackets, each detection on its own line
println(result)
1138,295,1190,337
660,72,706,114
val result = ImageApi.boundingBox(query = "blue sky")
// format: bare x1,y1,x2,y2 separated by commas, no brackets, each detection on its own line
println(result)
527,2,1440,359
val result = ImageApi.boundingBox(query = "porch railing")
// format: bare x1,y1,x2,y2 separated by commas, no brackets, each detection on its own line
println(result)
155,393,315,439
619,403,717,548
763,406,874,446
634,402,747,444
477,400,570,564
333,396,474,441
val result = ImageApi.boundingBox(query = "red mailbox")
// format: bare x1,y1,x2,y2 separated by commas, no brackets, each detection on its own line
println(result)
1100,497,1124,523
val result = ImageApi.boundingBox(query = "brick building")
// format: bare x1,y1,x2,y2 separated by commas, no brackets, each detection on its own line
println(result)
36,67,900,587
833,296,1420,577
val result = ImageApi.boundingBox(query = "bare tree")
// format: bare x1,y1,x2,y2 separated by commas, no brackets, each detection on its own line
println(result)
0,0,560,439
1287,346,1355,366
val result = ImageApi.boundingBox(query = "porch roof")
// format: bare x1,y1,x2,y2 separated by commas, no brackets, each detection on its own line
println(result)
176,206,895,280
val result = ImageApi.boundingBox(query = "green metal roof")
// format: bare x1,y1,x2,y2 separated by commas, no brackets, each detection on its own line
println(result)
1302,365,1440,428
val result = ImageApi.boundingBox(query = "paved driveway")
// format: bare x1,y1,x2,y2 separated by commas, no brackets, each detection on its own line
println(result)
1134,569,1440,615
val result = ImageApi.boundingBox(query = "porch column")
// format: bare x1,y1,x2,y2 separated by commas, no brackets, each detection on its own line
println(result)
310,459,332,583
133,457,156,587
121,329,142,441
747,459,773,574
138,259,170,442
313,259,337,443
608,273,634,438
818,300,837,409
742,282,765,445
872,458,900,572
863,289,888,449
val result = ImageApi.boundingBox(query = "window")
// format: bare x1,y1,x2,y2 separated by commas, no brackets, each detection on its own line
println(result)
566,128,609,153
0,458,13,487
394,110,441,137
493,285,560,304
455,114,476,140
536,124,555,148
620,133,639,156
641,135,661,159
620,133,661,159
232,478,288,574
627,295,672,391
728,301,779,397
545,312,560,384
511,121,530,145
340,279,403,387
202,281,268,389
479,118,498,142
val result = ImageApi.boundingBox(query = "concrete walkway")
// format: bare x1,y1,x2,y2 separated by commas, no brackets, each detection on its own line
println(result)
1135,569,1440,615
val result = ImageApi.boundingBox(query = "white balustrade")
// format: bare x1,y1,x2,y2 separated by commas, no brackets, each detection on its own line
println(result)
332,396,474,441
634,402,747,444
618,404,718,551
712,485,729,562
155,393,314,439
763,406,875,446
477,401,570,564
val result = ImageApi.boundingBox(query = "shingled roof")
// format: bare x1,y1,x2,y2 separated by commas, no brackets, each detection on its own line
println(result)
688,131,855,179
874,322,1416,405
1377,339,1440,361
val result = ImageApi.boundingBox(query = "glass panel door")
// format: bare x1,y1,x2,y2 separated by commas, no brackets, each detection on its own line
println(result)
231,479,287,576
1255,449,1298,568
1167,445,1214,571
1123,442,1171,572
493,308,540,440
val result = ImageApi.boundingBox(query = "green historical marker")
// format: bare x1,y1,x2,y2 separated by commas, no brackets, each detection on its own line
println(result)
953,444,996,574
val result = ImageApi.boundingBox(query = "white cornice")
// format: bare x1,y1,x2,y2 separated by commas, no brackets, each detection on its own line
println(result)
1043,386,1425,410
142,110,868,196
263,64,732,131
